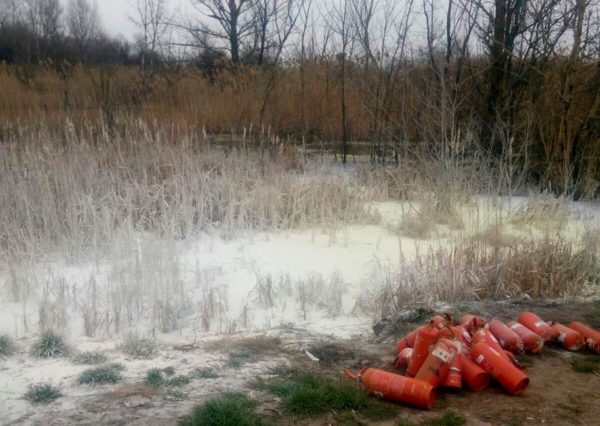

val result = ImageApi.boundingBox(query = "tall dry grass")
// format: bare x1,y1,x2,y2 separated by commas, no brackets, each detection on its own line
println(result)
1,60,597,200
1,110,598,337
355,233,600,318
0,116,382,264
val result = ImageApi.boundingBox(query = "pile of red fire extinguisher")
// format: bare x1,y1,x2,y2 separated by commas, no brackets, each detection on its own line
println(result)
344,311,600,410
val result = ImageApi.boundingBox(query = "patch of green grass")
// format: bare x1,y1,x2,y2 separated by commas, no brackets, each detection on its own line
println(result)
257,372,397,420
121,333,156,359
24,382,62,404
538,347,559,358
360,397,400,421
168,375,192,386
335,411,360,425
79,365,122,385
515,354,535,368
31,331,68,358
227,349,255,369
109,362,126,371
0,334,17,358
146,368,166,387
412,308,435,323
426,410,467,426
256,373,361,415
572,355,600,374
73,351,108,365
179,393,266,426
266,364,302,377
192,367,219,379
163,366,176,376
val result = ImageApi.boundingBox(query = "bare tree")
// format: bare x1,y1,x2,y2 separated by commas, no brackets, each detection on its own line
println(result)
130,0,170,72
324,0,356,165
252,0,274,65
67,0,101,53
25,0,62,40
256,0,300,126
0,0,24,26
188,0,256,64
351,0,415,164
297,0,313,136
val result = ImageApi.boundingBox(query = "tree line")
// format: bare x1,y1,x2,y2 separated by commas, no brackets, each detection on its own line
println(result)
0,0,599,198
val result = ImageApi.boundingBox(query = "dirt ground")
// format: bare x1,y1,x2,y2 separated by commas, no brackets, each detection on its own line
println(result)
5,299,600,426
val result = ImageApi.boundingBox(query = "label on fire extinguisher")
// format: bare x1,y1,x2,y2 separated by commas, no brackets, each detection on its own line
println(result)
558,332,566,343
475,354,485,364
432,347,452,363
510,323,523,330
534,321,546,328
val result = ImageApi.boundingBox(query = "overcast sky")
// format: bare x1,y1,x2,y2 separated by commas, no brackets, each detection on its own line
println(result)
92,0,189,40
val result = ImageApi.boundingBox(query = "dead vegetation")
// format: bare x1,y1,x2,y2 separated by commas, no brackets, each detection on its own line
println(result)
0,121,376,264
120,333,157,359
105,383,161,400
204,335,282,354
356,235,600,318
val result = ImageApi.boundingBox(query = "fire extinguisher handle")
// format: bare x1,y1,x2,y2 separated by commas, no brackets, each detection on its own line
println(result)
343,368,358,381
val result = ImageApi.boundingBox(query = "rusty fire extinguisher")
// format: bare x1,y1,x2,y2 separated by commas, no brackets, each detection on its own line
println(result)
471,342,529,396
506,320,544,353
517,311,559,342
441,352,462,389
472,327,515,365
394,348,413,370
550,323,584,351
344,368,436,410
406,325,440,377
461,355,489,392
460,313,486,332
489,319,524,354
414,338,458,388
395,327,419,352
567,321,600,354
440,325,472,350
431,315,447,330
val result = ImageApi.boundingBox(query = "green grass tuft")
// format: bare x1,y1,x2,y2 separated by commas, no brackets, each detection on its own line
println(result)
572,355,600,374
31,331,68,358
73,351,108,365
396,420,418,426
168,375,192,386
515,354,535,368
426,410,467,426
257,372,397,419
0,334,17,358
79,365,122,385
179,393,266,426
163,366,176,376
538,347,560,358
24,382,62,404
108,362,126,371
146,368,166,387
227,349,255,369
192,367,219,379
121,333,156,359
